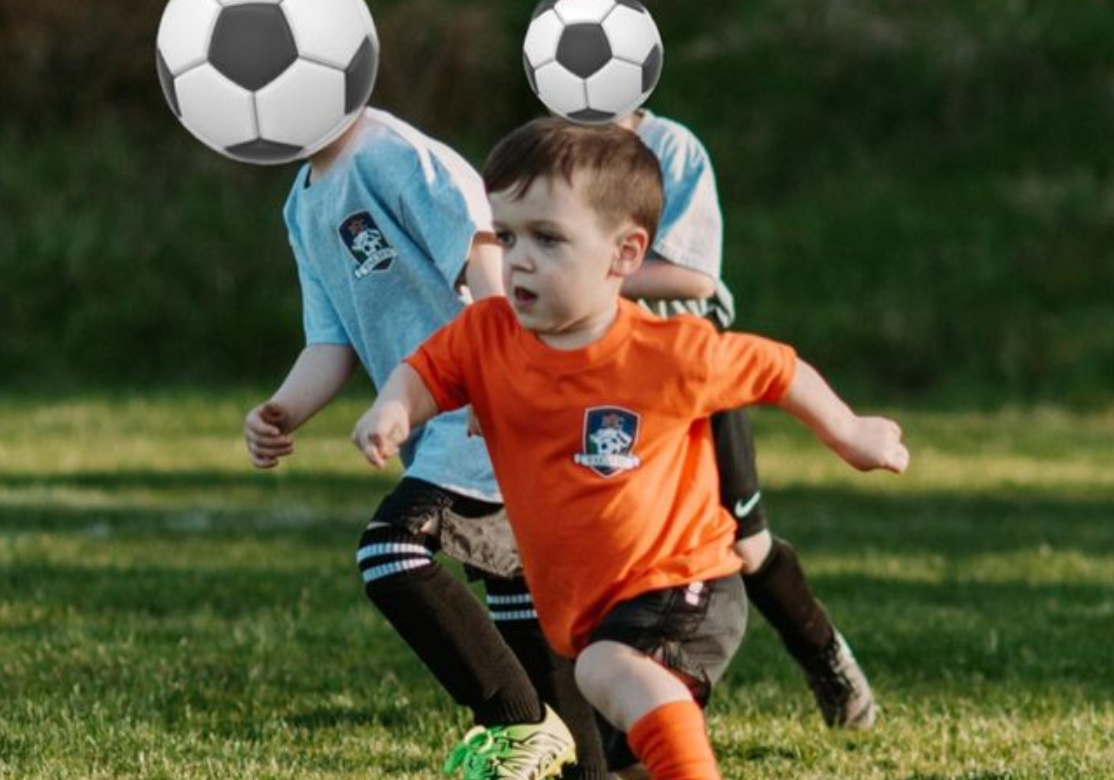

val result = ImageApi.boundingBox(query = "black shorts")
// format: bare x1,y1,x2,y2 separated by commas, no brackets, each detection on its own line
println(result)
366,477,523,579
711,405,768,540
588,574,747,771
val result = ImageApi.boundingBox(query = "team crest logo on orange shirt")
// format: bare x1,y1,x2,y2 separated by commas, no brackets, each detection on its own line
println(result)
574,406,642,477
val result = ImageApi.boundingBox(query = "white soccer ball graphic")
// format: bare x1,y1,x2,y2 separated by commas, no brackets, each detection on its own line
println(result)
591,426,633,455
156,0,379,165
523,0,663,124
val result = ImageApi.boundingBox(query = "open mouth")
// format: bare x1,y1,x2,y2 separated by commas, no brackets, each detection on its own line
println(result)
513,286,538,306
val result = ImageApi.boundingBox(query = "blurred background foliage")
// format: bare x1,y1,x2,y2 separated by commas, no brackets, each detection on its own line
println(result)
0,0,1112,404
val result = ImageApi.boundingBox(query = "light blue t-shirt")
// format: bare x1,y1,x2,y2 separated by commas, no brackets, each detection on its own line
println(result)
283,108,500,501
636,110,736,329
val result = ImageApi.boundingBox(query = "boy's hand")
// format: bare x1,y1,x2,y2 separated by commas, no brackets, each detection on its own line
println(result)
832,416,909,474
352,403,410,468
244,401,295,469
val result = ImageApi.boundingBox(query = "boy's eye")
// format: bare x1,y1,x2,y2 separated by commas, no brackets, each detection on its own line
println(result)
535,231,563,246
494,230,515,248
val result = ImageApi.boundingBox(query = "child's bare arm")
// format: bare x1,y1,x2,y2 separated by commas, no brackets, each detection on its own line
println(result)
619,258,716,301
776,358,909,474
268,345,358,427
352,363,440,468
244,345,357,469
463,233,505,301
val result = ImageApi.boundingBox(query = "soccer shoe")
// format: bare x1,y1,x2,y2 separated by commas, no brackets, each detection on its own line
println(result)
443,704,576,780
803,631,877,730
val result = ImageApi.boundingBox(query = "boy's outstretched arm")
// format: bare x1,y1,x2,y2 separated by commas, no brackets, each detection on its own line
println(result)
776,358,910,474
245,344,357,469
351,363,440,468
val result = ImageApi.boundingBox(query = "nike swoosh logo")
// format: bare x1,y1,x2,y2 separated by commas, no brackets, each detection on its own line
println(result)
734,492,761,518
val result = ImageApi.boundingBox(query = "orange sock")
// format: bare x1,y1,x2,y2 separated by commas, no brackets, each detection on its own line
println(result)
627,700,721,780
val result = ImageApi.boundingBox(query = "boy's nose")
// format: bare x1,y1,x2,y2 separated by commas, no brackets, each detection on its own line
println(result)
506,249,533,272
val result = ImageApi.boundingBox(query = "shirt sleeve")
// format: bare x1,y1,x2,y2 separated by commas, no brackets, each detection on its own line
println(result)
649,127,723,278
404,313,474,413
296,257,350,347
695,329,797,416
372,138,491,290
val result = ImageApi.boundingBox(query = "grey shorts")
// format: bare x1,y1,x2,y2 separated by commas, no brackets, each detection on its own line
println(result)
366,477,523,579
589,574,747,771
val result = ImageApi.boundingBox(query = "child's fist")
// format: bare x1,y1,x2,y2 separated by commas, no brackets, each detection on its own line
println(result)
352,404,410,469
244,401,295,469
260,402,290,429
838,417,909,474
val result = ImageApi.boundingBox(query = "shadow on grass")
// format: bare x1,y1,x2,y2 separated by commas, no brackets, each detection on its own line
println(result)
3,480,1112,708
0,468,397,535
763,486,1114,557
0,468,395,493
5,556,1112,701
727,573,1114,691
3,476,1111,555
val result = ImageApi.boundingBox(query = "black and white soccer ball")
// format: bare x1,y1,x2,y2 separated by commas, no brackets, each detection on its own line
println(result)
156,0,379,165
523,0,663,124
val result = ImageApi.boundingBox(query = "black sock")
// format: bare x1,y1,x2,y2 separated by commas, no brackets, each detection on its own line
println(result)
742,537,836,666
486,577,610,780
358,527,543,726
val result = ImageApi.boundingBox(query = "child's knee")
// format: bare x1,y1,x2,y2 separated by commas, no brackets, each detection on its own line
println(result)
573,642,604,697
574,641,628,702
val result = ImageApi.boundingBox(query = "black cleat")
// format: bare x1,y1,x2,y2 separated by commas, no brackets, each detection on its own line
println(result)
803,631,877,729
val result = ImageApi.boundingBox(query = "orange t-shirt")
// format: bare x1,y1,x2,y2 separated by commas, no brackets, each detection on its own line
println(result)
406,298,797,657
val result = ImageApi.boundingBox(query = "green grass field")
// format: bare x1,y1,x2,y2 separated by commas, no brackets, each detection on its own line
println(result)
1,392,1112,779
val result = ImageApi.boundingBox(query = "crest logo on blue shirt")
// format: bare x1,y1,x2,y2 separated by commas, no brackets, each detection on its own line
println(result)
573,406,642,478
339,211,399,278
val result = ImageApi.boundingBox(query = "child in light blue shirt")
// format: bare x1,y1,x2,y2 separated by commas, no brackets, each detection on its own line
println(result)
244,108,604,780
282,108,498,498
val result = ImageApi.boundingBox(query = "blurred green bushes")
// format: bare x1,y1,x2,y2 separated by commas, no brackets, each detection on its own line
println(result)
1,0,1112,404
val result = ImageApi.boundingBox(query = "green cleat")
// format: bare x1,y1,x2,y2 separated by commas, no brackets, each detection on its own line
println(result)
443,705,576,780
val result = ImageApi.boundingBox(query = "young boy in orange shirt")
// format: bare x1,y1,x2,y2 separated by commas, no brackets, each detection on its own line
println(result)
351,118,909,780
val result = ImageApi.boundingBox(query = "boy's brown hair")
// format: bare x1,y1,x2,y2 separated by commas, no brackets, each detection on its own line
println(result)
483,117,664,238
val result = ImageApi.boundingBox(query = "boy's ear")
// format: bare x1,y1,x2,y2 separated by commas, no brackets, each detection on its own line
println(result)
611,226,649,277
